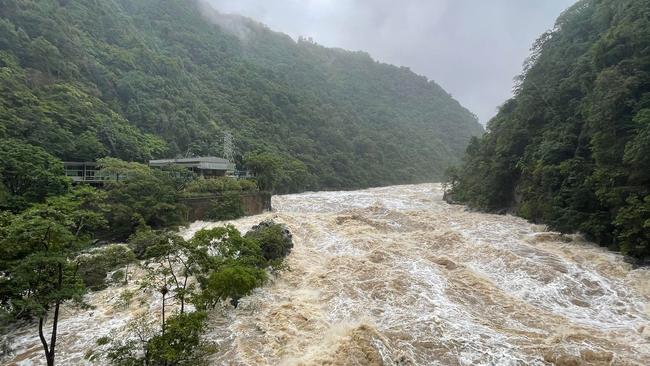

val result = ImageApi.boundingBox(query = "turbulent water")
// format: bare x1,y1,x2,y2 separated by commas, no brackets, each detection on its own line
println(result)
5,184,650,365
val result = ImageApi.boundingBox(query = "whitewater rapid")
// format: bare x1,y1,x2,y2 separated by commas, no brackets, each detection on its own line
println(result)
5,184,650,365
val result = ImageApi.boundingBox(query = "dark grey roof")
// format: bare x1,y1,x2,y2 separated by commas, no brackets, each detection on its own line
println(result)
149,157,229,164
149,157,234,171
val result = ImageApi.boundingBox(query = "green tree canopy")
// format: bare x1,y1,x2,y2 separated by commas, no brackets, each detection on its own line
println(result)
0,0,482,192
448,0,650,260
0,139,69,211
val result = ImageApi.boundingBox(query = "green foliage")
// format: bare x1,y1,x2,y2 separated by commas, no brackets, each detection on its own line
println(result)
244,222,293,262
0,186,108,365
0,139,70,211
183,177,257,195
0,51,165,162
448,0,650,259
0,186,107,311
199,265,267,309
146,312,210,366
190,225,267,272
104,312,212,366
99,158,187,239
0,0,481,192
140,232,200,314
127,228,174,260
77,245,136,290
102,222,292,365
207,191,245,220
613,195,650,256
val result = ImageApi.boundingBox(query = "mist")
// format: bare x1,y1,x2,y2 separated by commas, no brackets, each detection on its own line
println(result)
204,0,576,124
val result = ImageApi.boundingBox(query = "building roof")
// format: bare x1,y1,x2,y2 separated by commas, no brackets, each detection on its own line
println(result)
149,156,233,171
63,162,99,166
150,157,229,164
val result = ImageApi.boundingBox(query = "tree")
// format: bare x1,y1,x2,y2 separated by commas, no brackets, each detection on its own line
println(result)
146,312,210,366
0,139,70,211
104,312,211,366
141,233,200,316
101,221,293,365
77,244,136,290
448,0,650,260
244,152,282,191
244,221,293,262
207,191,244,220
199,265,266,309
98,158,187,239
0,186,106,366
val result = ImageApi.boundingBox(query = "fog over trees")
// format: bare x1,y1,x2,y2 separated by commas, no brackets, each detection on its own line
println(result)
207,0,576,124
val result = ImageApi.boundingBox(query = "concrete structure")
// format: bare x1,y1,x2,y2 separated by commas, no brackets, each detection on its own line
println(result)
180,192,272,221
65,157,243,185
149,157,235,177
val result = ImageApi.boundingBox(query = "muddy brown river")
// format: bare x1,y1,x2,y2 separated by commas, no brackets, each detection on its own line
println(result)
5,184,650,365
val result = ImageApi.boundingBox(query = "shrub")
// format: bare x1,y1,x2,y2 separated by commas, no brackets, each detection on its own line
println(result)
207,191,244,220
104,312,213,366
96,336,111,346
127,228,174,260
99,158,187,240
244,221,293,262
77,245,136,290
183,177,257,195
147,312,211,365
198,265,267,309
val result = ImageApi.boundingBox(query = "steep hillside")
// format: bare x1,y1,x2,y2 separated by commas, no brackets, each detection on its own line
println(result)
448,0,650,259
0,0,482,192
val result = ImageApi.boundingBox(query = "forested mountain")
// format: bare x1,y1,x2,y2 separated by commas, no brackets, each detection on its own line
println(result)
447,0,650,259
0,0,482,192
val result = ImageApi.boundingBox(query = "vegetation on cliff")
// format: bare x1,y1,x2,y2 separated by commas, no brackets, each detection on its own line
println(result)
0,0,481,192
447,0,650,259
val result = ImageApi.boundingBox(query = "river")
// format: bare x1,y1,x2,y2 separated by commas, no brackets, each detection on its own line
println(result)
5,184,650,365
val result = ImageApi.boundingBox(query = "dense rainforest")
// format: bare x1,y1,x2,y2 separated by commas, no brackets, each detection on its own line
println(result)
447,0,650,260
0,0,482,192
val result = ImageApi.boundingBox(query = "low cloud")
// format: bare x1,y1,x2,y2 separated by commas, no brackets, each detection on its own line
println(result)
205,0,576,124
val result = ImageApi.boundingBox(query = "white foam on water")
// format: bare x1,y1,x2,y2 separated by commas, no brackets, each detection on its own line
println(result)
5,183,650,365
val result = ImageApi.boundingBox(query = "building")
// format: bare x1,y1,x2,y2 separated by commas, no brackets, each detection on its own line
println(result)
63,162,104,184
64,157,239,185
149,157,235,178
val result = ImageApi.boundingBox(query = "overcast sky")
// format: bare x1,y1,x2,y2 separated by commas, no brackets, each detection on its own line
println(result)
205,0,576,124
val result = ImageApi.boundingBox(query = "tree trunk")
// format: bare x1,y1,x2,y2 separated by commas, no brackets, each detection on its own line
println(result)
161,292,166,335
38,302,60,366
49,301,60,366
180,294,184,314
38,317,53,366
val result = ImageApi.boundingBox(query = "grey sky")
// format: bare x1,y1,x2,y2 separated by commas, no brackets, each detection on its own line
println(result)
205,0,576,124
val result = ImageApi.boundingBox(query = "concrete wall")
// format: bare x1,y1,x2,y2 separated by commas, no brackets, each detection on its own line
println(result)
181,192,272,221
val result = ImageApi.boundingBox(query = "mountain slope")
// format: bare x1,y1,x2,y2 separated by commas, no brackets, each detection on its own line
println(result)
0,0,482,191
448,0,650,259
